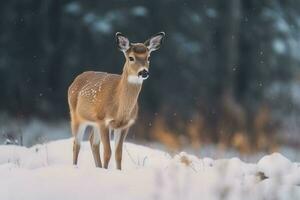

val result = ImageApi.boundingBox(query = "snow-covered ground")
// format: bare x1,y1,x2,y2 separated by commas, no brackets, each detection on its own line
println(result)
0,139,300,200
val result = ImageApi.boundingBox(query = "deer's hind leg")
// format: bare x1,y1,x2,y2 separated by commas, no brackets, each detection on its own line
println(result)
89,126,102,168
72,121,87,166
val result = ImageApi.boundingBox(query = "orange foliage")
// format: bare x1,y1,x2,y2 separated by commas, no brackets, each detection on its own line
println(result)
150,117,180,151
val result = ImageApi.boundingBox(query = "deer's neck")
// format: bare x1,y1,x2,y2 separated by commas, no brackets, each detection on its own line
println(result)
116,65,142,116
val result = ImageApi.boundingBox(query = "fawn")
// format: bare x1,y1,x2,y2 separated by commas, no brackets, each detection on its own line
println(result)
68,32,165,169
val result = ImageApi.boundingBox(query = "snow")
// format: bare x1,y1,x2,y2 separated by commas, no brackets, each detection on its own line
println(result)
131,6,148,17
65,2,81,14
0,118,70,146
257,153,293,178
0,138,300,200
273,39,286,54
93,20,112,34
83,13,97,24
206,8,218,18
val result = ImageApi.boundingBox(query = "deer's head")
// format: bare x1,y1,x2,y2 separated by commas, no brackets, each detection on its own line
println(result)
116,32,165,84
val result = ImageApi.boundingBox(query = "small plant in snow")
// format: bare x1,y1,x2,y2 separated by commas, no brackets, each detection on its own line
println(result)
174,152,197,172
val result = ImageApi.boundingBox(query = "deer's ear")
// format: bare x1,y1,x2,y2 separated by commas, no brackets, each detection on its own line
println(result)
144,32,165,53
116,32,130,52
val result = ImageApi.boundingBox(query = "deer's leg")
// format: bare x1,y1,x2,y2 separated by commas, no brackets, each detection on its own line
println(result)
72,122,86,166
71,119,80,166
89,126,102,168
114,128,128,170
100,125,111,169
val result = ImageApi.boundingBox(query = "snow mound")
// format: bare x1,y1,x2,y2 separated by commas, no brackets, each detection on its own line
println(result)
0,138,300,200
257,153,293,178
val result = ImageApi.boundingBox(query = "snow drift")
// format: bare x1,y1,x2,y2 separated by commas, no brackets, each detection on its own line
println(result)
0,139,299,200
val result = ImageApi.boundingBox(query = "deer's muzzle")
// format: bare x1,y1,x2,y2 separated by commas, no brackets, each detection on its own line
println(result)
138,69,149,79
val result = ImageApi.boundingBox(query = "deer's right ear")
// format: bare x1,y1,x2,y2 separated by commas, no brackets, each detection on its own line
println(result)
116,32,130,52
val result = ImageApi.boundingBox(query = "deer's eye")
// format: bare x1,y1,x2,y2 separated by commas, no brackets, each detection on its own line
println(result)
147,57,150,62
129,56,134,61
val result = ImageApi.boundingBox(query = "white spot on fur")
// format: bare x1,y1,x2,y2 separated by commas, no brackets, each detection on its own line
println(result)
127,75,144,84
105,118,113,126
85,121,98,127
128,119,135,126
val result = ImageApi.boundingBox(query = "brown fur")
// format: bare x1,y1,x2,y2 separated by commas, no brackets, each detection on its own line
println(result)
130,43,148,54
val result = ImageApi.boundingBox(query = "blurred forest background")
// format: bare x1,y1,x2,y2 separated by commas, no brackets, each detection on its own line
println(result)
1,0,300,153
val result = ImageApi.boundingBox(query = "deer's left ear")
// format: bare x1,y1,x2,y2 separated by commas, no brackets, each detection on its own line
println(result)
144,32,165,53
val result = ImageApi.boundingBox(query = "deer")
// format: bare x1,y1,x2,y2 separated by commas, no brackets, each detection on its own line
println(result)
68,32,165,170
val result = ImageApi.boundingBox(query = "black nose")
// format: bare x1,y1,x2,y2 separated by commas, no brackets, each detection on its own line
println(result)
138,69,149,78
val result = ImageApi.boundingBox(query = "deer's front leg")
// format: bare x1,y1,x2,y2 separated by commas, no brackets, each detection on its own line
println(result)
114,128,128,170
100,125,111,169
89,127,102,168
